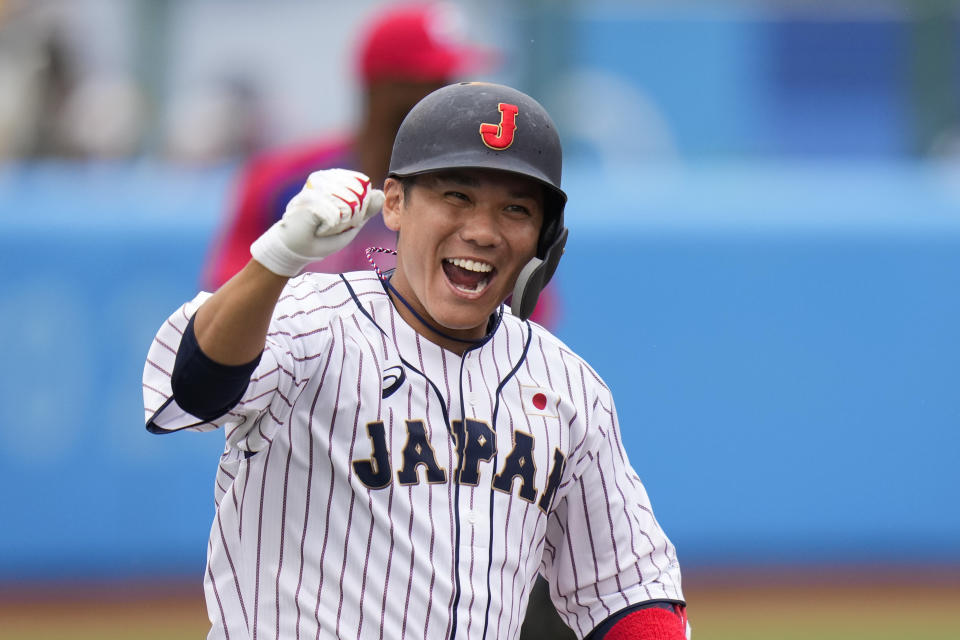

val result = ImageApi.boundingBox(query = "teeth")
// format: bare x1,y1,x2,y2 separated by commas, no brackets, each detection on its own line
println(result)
447,258,493,273
453,278,490,294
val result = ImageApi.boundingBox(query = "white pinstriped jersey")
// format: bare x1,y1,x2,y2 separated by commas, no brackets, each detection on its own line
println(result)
143,271,683,640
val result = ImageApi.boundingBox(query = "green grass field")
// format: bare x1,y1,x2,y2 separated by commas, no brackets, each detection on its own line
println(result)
1,568,957,639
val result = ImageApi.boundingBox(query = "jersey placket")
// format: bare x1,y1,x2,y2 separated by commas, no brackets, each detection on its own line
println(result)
451,348,499,638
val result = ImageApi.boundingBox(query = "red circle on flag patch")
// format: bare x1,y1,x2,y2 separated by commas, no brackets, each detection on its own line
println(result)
532,393,547,410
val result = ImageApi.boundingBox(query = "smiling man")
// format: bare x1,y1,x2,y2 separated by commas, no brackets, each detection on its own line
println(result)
382,169,544,345
143,82,688,640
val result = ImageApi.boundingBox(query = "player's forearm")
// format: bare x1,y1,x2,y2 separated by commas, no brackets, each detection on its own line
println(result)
194,259,289,365
194,168,382,366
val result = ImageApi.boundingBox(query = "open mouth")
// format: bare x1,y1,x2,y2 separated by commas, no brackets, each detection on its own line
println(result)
442,258,494,295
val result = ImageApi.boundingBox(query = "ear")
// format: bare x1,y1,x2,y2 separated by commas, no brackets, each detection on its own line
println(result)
382,178,404,232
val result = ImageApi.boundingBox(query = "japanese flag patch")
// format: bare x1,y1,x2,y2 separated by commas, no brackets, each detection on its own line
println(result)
520,385,559,418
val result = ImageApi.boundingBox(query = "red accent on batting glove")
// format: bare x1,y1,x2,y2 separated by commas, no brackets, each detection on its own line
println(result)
604,606,687,640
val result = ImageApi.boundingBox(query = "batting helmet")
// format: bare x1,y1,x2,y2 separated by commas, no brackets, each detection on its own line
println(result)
387,81,568,321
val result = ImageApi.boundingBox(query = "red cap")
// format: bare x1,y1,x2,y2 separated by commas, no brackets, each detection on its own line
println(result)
357,2,495,85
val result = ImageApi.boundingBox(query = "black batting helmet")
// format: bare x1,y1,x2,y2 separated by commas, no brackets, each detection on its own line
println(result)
387,82,568,321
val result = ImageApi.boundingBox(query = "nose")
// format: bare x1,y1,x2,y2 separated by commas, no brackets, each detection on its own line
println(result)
458,206,501,248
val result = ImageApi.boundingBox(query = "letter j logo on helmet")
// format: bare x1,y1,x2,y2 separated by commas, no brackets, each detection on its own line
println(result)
479,103,519,149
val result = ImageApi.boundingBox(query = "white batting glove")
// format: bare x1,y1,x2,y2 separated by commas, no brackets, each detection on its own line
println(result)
250,168,385,277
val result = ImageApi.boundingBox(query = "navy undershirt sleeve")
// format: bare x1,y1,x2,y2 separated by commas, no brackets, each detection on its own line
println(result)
171,314,262,421
585,601,681,640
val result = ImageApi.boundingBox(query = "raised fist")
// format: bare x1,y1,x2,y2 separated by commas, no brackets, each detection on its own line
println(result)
251,169,385,277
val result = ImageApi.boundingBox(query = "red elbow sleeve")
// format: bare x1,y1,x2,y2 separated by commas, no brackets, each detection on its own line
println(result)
604,606,688,640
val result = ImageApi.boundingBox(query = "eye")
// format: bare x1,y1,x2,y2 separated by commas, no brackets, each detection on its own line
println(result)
443,190,473,208
504,204,532,216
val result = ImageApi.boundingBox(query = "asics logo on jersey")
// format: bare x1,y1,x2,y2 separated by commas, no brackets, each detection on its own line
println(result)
381,365,406,399
479,102,519,149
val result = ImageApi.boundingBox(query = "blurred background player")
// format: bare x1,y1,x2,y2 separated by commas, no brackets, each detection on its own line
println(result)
202,1,491,288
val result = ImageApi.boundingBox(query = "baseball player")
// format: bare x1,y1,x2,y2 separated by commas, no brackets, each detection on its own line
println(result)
143,82,689,640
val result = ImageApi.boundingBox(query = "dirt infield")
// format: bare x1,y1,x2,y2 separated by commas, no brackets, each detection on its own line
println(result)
682,565,960,640
0,579,208,640
1,566,957,640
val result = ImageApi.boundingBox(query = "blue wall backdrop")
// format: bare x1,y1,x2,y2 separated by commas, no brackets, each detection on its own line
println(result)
562,6,916,158
558,161,960,566
0,164,231,578
1,158,958,579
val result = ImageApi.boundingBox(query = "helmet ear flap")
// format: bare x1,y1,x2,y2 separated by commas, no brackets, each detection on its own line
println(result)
537,188,566,257
511,226,568,321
